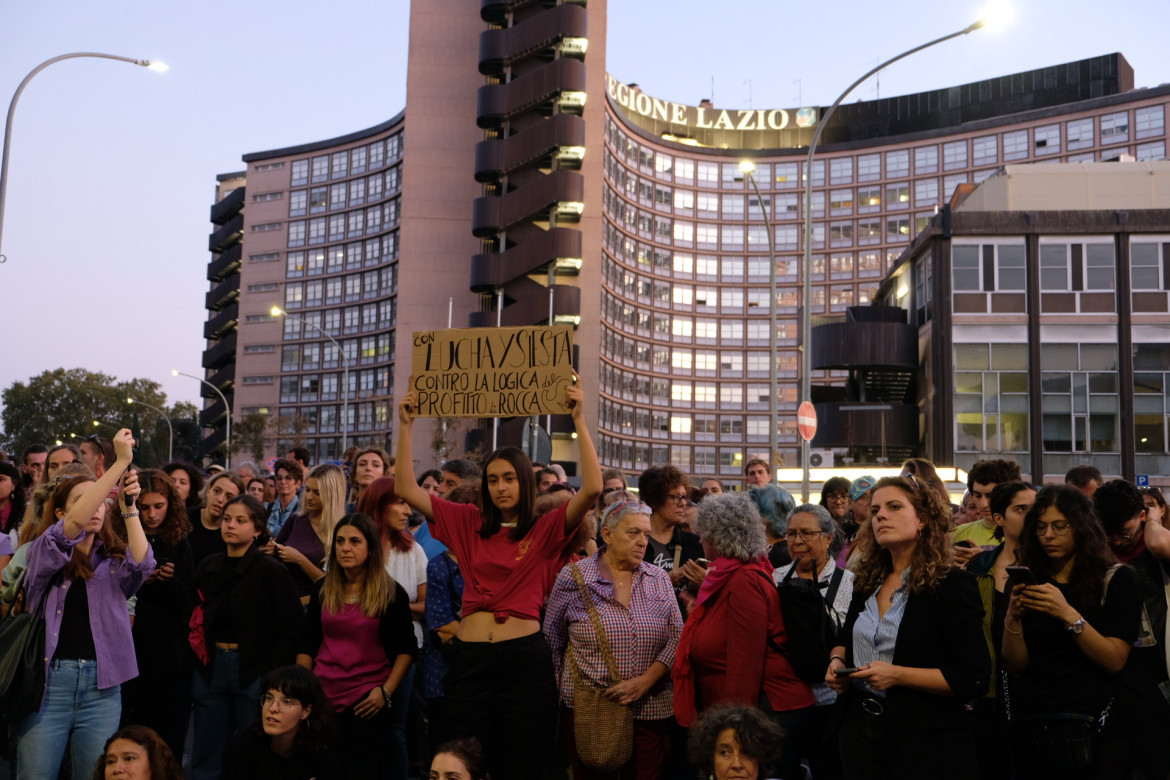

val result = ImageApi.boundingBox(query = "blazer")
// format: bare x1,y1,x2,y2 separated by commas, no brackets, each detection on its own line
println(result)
192,545,303,686
840,567,990,733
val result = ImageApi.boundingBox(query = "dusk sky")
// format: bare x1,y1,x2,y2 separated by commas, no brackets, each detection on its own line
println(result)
2,0,1168,416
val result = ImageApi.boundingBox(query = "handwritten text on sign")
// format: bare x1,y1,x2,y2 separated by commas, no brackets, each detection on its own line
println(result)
411,326,574,418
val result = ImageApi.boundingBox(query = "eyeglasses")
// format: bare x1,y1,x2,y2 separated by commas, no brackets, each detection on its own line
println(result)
1033,521,1071,536
900,471,921,491
664,493,689,505
1109,528,1139,543
824,492,850,502
260,693,302,711
785,529,828,542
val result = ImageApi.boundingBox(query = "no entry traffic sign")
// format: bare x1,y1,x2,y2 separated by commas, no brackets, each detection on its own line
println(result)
798,402,817,442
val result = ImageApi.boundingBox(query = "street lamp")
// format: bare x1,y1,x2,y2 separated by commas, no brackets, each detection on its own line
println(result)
272,306,349,457
128,397,173,463
738,160,780,483
0,53,168,264
174,370,231,469
799,19,990,501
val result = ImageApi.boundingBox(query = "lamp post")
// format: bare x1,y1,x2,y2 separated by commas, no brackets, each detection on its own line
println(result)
738,160,779,483
128,397,173,463
272,307,349,457
0,53,168,264
174,370,231,469
799,19,988,502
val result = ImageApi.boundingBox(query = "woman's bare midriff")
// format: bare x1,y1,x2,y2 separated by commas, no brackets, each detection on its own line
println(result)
459,611,540,642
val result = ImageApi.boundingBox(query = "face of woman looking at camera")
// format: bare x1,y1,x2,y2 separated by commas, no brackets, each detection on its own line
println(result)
103,738,150,780
220,503,260,553
713,727,758,780
486,458,520,513
602,511,650,569
786,511,831,572
247,480,266,501
260,689,310,740
869,486,923,551
334,524,369,573
354,454,385,489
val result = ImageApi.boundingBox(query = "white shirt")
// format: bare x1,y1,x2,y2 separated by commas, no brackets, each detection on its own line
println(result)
386,542,428,648
773,557,856,706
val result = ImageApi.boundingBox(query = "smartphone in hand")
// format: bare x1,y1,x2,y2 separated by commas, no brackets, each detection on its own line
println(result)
1005,565,1036,590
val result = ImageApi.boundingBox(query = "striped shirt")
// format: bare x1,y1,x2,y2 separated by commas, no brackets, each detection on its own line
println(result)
544,552,683,720
852,568,912,698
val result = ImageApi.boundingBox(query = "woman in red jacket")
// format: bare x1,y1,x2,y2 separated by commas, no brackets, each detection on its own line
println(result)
672,492,814,780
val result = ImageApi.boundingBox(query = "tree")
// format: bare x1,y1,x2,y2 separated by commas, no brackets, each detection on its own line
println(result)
232,413,272,464
429,416,468,467
0,368,187,468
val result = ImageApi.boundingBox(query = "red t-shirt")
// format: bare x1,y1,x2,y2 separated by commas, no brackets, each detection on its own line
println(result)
689,567,815,712
428,498,575,623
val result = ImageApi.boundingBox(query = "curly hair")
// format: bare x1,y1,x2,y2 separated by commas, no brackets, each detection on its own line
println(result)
852,475,953,597
693,492,766,562
900,458,952,502
749,484,795,539
249,665,337,757
687,704,784,776
1018,485,1116,611
162,461,205,508
434,737,491,780
638,465,690,512
121,469,191,547
91,725,183,780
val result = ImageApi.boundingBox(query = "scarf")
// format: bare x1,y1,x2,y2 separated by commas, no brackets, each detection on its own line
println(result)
671,554,773,726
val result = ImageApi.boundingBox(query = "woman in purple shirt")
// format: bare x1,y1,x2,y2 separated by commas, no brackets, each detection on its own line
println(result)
14,429,155,780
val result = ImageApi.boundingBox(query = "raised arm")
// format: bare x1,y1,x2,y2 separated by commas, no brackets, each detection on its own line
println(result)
63,428,135,538
394,381,435,520
564,373,602,535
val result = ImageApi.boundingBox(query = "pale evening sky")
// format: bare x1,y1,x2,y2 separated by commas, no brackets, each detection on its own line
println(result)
1,0,1167,416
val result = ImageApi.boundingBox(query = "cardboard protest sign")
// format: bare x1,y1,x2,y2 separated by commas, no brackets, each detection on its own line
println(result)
410,326,574,418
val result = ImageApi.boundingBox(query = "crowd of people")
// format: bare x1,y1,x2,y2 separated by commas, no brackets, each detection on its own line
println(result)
1,391,1168,780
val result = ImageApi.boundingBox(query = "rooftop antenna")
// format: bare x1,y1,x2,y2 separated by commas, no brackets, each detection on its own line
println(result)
793,78,802,105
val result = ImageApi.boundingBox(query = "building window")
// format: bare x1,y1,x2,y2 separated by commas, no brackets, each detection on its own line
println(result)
829,158,852,184
330,183,346,210
308,218,326,245
943,141,967,170
311,156,329,183
1067,118,1094,150
1131,242,1164,290
915,146,938,174
250,252,280,263
1040,343,1119,453
973,136,998,166
252,222,281,232
886,183,909,209
857,154,881,181
288,190,307,217
1040,244,1069,290
996,244,1026,291
1085,244,1115,290
915,178,938,206
1136,105,1165,139
954,343,1030,452
1101,112,1129,144
1033,124,1060,155
290,160,309,187
952,245,980,291
288,221,306,247
331,152,348,179
1003,130,1028,161
1136,141,1166,162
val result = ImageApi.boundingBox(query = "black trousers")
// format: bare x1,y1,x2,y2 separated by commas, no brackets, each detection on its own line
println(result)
444,633,559,780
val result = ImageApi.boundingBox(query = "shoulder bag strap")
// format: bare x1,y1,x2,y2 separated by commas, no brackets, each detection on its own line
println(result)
672,542,682,572
824,566,845,606
569,563,622,685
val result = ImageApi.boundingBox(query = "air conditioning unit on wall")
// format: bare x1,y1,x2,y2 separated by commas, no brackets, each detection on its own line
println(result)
808,449,835,468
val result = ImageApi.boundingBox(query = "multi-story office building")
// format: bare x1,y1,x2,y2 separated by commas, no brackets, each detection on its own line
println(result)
870,162,1170,485
198,1,1169,480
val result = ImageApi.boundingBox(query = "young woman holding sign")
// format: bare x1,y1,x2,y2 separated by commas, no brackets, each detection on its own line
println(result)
395,371,601,780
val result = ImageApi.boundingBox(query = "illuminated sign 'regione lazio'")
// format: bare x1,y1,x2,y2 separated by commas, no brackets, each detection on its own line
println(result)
606,75,818,132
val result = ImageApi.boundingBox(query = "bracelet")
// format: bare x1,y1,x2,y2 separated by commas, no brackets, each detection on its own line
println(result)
1004,618,1023,635
380,686,391,704
829,655,846,664
123,510,140,517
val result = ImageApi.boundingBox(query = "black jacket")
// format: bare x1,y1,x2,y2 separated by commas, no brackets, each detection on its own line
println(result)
192,545,303,685
840,568,990,732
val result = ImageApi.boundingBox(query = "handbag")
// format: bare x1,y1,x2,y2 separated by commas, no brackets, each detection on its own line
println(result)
188,588,210,666
0,571,58,722
566,563,634,772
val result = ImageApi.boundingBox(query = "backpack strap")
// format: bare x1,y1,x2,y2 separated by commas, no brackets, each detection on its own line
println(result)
824,565,845,607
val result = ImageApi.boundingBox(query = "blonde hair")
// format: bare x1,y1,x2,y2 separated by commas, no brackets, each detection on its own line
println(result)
307,464,346,547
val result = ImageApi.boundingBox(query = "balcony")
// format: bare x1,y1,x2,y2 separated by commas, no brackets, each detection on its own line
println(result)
205,274,240,311
200,425,226,459
478,4,588,76
472,170,584,237
207,243,242,282
209,186,245,226
208,213,244,253
206,364,236,394
203,302,238,340
475,114,585,182
201,332,237,370
476,58,587,130
468,278,580,328
198,397,229,428
470,227,581,292
811,401,919,461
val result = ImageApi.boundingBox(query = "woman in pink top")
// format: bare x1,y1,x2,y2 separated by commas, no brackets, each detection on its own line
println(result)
297,513,416,780
395,374,601,780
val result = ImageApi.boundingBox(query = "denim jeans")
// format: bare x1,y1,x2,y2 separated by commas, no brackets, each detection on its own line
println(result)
14,659,121,780
190,649,262,780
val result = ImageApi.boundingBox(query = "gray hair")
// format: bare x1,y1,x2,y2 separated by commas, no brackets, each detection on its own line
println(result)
600,496,652,531
693,493,767,562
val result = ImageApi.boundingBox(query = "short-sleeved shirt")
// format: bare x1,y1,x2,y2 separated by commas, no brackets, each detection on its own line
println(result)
428,497,574,622
1015,565,1141,715
385,543,428,648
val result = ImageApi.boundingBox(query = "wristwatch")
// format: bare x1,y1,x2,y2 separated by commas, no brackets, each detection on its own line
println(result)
1067,617,1086,635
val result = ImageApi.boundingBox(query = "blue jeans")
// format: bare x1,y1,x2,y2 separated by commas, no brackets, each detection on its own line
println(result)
387,670,413,780
14,659,121,780
190,649,262,780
